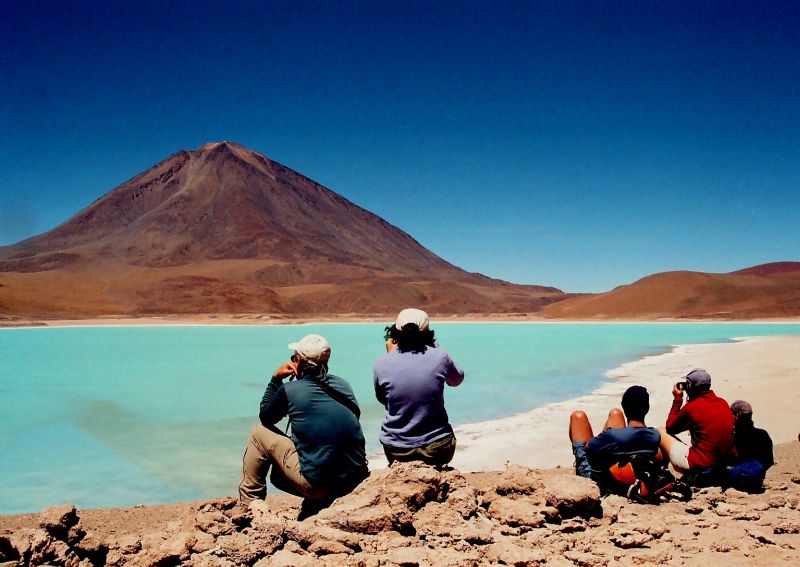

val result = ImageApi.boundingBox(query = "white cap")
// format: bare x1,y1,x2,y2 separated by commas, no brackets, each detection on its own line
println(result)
288,334,331,365
395,308,429,331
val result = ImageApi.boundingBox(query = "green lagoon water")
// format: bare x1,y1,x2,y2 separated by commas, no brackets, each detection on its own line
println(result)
1,322,799,514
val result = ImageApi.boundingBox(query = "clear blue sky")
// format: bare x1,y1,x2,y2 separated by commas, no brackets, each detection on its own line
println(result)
1,1,798,292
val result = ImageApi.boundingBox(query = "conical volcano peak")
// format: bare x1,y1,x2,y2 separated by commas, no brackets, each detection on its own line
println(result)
194,141,274,174
197,141,247,153
0,142,566,317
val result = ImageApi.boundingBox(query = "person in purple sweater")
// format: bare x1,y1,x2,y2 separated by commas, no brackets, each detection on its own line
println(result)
373,308,465,466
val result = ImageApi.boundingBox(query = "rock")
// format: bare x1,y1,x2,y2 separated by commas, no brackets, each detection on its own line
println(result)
386,546,429,566
216,529,283,564
774,519,800,534
484,540,548,565
412,502,480,537
600,494,626,522
256,548,316,567
194,509,235,537
73,531,109,563
609,527,654,549
714,503,742,517
709,537,741,552
563,550,607,566
540,471,602,519
768,495,787,508
486,497,548,528
0,535,19,563
629,549,672,565
746,526,777,545
644,523,668,538
684,502,705,515
284,521,363,550
697,486,724,505
67,525,86,545
723,488,750,501
492,465,545,496
38,504,79,539
308,539,354,555
111,534,141,554
733,509,761,521
134,539,184,566
8,528,52,563
316,463,450,534
551,518,588,533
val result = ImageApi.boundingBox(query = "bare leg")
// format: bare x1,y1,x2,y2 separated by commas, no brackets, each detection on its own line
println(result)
657,426,675,457
569,411,595,443
602,408,626,431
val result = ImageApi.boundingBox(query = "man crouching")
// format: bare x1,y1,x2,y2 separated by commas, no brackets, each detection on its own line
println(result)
239,334,368,519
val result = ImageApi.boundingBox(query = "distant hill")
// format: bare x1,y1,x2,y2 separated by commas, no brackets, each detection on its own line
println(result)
0,142,565,318
541,262,800,319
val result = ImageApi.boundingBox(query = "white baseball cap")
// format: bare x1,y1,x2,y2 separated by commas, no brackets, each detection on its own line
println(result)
395,308,429,331
288,334,331,365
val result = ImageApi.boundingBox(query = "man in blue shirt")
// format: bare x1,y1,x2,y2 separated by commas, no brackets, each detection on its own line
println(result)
239,334,368,518
568,385,661,485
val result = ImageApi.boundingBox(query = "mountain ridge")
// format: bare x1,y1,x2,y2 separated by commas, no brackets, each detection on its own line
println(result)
541,262,800,319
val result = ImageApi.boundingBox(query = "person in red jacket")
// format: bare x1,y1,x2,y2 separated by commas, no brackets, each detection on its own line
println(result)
658,368,734,473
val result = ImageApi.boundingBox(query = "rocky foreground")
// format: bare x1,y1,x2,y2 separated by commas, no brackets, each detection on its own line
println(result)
2,443,798,566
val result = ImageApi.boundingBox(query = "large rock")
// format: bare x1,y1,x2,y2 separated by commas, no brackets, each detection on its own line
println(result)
486,497,550,528
316,463,453,534
540,471,601,519
38,504,80,539
492,465,545,496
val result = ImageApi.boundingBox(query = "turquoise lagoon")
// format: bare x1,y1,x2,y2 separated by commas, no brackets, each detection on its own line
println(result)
1,322,799,514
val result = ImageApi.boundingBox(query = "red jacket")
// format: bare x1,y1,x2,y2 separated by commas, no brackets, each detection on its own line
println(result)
666,390,734,469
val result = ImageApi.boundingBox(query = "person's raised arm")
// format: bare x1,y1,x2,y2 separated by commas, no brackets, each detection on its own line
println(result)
665,384,689,435
259,360,298,426
443,354,464,387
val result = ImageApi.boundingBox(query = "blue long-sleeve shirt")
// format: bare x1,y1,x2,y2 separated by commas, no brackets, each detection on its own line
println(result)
259,372,367,491
373,346,464,449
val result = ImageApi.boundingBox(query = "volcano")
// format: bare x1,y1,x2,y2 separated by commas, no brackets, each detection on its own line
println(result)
0,142,565,318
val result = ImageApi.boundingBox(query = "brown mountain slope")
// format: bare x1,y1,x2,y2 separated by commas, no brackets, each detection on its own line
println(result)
0,142,565,318
731,261,800,279
541,264,800,320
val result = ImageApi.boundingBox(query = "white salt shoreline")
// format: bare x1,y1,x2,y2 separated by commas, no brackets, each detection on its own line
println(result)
445,334,800,473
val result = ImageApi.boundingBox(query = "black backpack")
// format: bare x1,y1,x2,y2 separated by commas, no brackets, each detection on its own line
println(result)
602,455,692,504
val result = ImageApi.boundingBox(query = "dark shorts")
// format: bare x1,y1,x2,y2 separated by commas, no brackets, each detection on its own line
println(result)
572,441,592,479
382,433,457,466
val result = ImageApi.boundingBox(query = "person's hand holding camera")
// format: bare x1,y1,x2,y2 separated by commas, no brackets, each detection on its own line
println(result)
672,381,686,400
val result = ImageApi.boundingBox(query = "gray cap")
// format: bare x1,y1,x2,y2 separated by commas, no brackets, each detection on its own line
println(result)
731,400,753,415
685,368,711,388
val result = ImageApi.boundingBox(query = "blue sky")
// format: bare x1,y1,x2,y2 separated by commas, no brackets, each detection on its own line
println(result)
1,1,798,292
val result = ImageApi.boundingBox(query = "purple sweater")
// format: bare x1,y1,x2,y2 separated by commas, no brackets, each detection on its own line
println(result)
373,346,465,448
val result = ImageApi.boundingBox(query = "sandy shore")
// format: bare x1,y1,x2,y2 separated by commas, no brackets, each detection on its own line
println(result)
450,334,800,472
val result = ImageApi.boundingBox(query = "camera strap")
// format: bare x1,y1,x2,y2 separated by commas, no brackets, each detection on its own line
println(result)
307,375,361,420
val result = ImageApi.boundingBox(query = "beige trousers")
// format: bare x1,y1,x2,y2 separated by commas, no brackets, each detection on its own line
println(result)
238,423,325,505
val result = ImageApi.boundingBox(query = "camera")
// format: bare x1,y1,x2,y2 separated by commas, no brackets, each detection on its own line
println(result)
675,381,688,391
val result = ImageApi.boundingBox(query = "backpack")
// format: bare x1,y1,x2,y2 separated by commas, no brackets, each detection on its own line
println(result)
721,461,766,494
603,454,692,504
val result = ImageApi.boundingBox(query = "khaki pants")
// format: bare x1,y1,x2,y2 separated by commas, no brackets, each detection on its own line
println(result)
239,423,326,505
382,433,457,466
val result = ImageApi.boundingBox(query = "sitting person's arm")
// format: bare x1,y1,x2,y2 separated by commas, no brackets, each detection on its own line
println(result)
443,354,465,387
666,387,690,435
259,378,289,426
